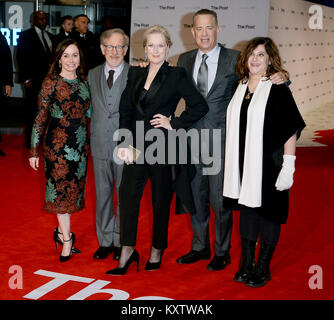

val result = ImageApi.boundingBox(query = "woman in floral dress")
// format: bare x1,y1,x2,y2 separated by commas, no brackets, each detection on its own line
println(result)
29,39,90,262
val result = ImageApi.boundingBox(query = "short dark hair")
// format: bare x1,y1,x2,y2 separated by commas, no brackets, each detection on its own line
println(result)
193,9,218,26
74,14,90,23
61,15,74,24
31,10,46,23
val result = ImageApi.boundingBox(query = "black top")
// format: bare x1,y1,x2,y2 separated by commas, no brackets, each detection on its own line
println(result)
138,88,148,104
224,83,306,224
119,61,209,147
239,88,253,182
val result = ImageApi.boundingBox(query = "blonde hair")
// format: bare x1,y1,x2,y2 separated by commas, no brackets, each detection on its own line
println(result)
143,25,173,48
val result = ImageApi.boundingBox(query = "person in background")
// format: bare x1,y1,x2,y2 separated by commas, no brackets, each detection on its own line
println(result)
28,39,91,263
106,25,208,276
176,9,288,271
71,14,103,74
223,37,305,287
54,15,74,48
88,28,129,261
100,16,114,33
17,10,55,148
0,31,14,156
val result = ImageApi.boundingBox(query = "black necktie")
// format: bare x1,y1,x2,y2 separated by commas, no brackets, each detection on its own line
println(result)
197,53,208,97
107,70,114,89
41,30,51,57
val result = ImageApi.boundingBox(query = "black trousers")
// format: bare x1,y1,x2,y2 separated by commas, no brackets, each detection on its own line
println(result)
119,163,173,249
239,207,281,246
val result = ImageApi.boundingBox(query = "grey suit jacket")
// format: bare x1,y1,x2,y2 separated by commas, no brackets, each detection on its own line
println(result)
88,62,130,160
177,44,239,159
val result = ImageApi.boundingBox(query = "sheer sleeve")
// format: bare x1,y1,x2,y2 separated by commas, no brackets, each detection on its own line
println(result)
29,77,54,157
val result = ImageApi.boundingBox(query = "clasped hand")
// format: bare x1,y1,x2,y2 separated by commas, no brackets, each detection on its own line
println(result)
117,147,132,164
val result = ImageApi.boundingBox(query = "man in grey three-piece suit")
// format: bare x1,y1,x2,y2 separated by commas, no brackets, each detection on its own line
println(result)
88,28,130,260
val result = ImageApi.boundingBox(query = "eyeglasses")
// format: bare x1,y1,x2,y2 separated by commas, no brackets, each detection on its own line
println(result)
102,44,126,51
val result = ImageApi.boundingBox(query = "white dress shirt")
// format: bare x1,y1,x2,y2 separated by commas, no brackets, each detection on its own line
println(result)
34,26,52,52
104,62,125,83
193,44,221,93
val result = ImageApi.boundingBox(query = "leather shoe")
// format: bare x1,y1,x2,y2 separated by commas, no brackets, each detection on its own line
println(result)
93,246,114,259
113,247,121,260
176,249,211,264
207,253,231,271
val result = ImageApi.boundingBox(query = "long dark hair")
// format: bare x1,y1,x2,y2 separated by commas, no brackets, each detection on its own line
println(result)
236,37,289,83
48,38,86,81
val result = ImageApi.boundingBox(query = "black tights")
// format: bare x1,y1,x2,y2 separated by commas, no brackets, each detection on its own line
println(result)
239,208,281,246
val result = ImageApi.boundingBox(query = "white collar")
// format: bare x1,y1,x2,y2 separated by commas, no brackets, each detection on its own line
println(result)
197,44,220,61
34,26,43,34
105,61,124,73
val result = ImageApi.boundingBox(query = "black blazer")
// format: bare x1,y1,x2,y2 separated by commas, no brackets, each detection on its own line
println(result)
16,27,55,86
119,61,209,150
119,61,209,213
53,28,71,50
0,31,13,90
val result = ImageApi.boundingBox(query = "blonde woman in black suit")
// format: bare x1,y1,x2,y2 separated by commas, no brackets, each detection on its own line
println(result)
106,25,209,275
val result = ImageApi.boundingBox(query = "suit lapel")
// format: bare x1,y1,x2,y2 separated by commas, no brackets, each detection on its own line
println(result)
98,64,109,112
119,62,129,89
31,28,47,57
134,66,148,104
132,61,171,116
207,44,230,97
185,50,197,87
144,61,170,104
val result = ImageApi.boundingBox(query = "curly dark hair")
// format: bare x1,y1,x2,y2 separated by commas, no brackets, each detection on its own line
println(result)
47,38,86,81
236,37,289,83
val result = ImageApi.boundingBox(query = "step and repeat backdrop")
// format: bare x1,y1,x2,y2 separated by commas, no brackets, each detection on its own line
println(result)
269,0,334,113
1,0,333,112
130,0,334,114
130,0,270,66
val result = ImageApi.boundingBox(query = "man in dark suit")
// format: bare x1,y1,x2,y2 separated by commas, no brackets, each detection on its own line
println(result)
0,31,14,156
176,9,238,271
71,14,103,74
176,9,287,271
88,28,130,261
17,10,54,148
54,15,74,48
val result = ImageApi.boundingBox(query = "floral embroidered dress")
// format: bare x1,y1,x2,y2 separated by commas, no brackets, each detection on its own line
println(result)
30,75,90,214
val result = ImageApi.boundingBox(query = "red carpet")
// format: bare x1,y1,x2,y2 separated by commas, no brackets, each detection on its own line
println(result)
0,131,333,300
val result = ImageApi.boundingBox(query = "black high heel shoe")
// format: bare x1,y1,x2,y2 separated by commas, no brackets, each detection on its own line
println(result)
145,249,164,271
53,227,81,254
59,234,75,263
106,249,139,275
